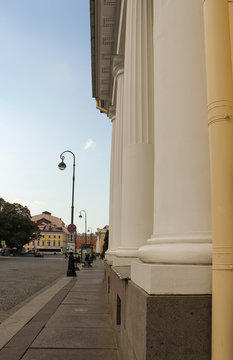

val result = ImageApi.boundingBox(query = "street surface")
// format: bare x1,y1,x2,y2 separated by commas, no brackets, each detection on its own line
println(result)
0,255,68,323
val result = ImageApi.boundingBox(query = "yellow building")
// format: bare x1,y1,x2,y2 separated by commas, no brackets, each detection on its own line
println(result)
95,226,109,255
25,211,69,253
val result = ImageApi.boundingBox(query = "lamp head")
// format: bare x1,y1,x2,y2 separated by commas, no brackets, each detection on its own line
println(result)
79,214,82,219
58,160,66,170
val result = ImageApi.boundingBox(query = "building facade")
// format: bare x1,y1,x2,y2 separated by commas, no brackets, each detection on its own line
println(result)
95,226,109,255
26,211,69,253
76,233,97,251
90,1,233,359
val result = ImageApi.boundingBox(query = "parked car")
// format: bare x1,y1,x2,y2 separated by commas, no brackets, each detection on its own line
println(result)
34,251,44,257
20,249,29,256
27,250,35,255
1,247,11,256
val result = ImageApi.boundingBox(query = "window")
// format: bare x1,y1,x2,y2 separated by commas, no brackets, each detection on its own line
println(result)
37,240,40,246
116,295,121,325
53,241,56,247
42,241,45,246
53,235,56,239
48,241,51,246
48,235,51,238
58,235,61,239
58,241,60,247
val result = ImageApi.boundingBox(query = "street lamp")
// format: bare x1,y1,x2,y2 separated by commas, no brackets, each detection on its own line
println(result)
58,150,76,277
79,210,87,244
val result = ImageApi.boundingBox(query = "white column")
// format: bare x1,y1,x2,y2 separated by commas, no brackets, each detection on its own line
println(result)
131,0,212,293
106,60,124,264
114,0,154,266
112,60,124,264
105,107,116,264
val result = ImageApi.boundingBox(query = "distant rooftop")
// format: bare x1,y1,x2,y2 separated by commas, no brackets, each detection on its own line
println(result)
32,211,68,234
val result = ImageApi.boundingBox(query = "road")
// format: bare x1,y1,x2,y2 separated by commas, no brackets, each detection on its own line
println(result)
0,255,68,323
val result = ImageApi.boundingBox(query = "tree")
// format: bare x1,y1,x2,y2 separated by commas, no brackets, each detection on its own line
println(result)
0,198,40,249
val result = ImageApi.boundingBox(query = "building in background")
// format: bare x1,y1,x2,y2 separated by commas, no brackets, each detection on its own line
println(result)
76,232,97,252
25,211,69,253
89,0,233,359
95,226,109,255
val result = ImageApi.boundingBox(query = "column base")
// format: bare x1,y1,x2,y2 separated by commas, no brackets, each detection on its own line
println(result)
131,262,212,294
113,247,139,266
113,256,140,266
105,250,116,265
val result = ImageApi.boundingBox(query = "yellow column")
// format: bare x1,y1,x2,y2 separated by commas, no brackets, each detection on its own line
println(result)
204,1,233,359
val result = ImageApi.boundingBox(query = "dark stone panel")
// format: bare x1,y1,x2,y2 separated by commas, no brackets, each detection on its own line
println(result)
146,295,212,360
104,264,211,360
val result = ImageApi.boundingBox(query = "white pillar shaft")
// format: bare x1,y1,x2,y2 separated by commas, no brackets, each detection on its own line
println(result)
115,0,154,265
112,69,124,252
132,0,212,293
107,110,116,260
106,66,124,263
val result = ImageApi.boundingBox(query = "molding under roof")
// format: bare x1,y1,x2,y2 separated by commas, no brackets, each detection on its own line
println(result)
90,0,122,113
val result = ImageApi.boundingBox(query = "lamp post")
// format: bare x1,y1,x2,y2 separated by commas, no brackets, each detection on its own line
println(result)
58,150,76,276
79,210,87,244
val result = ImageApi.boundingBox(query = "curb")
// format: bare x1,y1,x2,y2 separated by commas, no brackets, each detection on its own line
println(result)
0,277,74,350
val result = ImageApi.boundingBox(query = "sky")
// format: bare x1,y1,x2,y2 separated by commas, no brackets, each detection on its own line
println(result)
0,0,112,233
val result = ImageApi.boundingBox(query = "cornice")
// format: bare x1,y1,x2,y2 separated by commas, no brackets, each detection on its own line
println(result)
112,55,124,78
90,0,122,113
108,105,116,121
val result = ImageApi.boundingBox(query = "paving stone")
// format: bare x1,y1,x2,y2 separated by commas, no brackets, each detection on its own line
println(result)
0,346,26,360
0,259,118,360
22,349,118,360
71,285,105,292
46,305,113,328
0,257,68,324
31,327,117,349
59,303,110,313
62,292,108,304
5,322,44,348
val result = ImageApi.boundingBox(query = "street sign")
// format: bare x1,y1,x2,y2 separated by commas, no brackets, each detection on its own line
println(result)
67,224,76,233
1,241,6,246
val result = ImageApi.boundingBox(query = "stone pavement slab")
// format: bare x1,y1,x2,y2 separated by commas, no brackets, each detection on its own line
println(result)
22,348,118,360
73,279,104,285
0,277,74,350
31,327,117,349
58,303,110,313
0,259,119,360
0,257,68,324
62,291,108,304
70,284,105,292
46,305,113,327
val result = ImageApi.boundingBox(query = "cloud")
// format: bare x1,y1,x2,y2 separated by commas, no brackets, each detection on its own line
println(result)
84,138,96,150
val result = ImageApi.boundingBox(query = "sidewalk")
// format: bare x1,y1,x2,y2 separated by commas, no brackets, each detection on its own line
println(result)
0,259,118,360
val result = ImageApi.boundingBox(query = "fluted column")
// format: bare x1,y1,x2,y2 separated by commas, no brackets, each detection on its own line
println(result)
114,0,154,266
131,0,212,293
105,107,116,264
106,58,124,264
